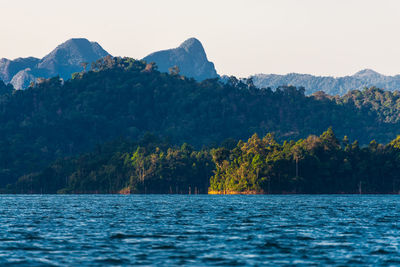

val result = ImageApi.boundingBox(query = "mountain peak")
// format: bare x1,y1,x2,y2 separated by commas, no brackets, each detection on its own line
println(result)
1,38,110,89
65,37,92,43
37,38,110,79
63,38,91,45
58,38,105,54
44,38,108,60
353,69,383,78
178,38,204,53
143,37,218,81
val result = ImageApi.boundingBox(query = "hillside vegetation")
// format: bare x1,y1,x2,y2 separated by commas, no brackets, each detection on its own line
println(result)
13,129,400,194
2,56,400,187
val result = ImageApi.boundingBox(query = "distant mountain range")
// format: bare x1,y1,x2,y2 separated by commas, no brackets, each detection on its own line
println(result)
0,38,109,89
0,37,218,89
2,37,400,94
252,69,400,96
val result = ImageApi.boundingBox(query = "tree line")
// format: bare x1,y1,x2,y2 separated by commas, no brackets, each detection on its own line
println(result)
2,56,400,187
8,128,400,194
210,128,400,194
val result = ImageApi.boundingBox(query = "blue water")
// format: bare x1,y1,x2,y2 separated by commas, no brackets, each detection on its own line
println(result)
1,195,400,266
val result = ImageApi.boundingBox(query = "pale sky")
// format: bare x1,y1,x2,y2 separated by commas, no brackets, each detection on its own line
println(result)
1,0,400,77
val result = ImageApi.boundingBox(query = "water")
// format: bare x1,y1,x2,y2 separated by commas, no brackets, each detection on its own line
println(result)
1,195,400,266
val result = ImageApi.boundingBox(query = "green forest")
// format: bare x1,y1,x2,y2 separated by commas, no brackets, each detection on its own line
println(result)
13,135,214,194
210,128,400,194
11,128,400,194
3,56,400,193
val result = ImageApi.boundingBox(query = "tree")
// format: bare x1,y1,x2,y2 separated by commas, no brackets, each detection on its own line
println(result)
80,62,89,72
169,65,180,76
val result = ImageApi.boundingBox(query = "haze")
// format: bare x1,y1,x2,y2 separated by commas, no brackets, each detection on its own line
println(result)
1,0,400,77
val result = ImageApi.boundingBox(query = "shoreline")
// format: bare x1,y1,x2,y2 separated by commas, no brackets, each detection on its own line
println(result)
208,190,264,195
2,192,399,195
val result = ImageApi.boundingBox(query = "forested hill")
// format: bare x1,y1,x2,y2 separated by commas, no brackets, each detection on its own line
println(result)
13,129,400,194
1,56,400,186
252,69,400,96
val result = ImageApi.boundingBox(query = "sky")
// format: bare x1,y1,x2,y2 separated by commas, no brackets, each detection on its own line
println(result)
1,0,400,77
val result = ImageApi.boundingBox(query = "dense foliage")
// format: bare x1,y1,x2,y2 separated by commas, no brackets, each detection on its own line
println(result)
0,80,13,95
13,135,214,194
210,128,400,194
338,88,400,123
2,56,400,186
13,128,400,194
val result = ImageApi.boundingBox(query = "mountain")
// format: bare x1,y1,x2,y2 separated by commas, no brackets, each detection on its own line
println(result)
0,38,109,89
2,37,218,89
10,68,37,90
2,57,400,186
36,38,109,79
252,69,400,95
4,37,400,94
143,38,218,81
0,57,39,83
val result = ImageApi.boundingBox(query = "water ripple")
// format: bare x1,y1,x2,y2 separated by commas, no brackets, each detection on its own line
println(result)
1,195,400,265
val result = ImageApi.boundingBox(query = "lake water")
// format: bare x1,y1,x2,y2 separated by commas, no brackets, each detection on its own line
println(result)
1,195,400,266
